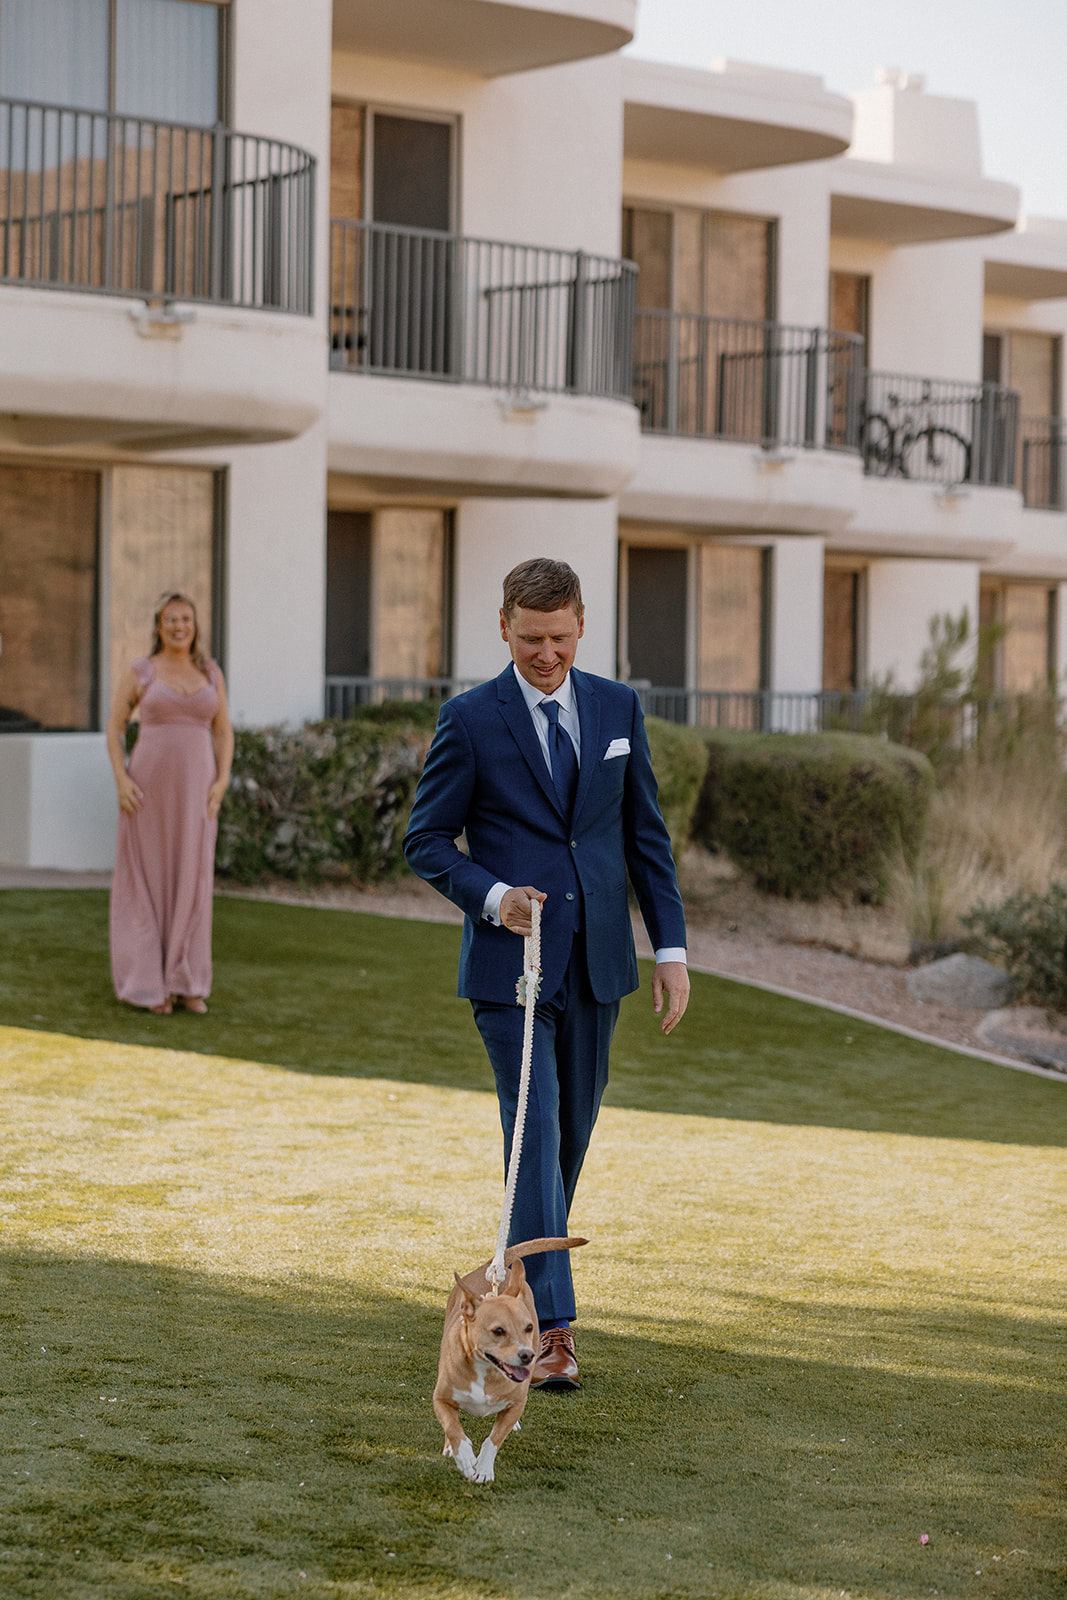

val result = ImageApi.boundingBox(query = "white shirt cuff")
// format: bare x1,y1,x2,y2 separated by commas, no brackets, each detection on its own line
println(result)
654,947,687,965
482,882,513,924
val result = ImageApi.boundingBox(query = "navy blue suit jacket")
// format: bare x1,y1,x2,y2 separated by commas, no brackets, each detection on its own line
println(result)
403,665,686,1005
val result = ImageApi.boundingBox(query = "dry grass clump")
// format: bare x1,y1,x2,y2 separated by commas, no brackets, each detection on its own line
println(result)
892,742,1067,951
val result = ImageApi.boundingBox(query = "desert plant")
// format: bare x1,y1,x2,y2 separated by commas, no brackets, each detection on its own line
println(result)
692,730,933,902
853,608,1015,768
963,883,1067,1012
890,731,1067,950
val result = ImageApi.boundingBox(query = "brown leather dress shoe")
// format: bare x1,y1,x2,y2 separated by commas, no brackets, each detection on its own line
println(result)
530,1326,580,1390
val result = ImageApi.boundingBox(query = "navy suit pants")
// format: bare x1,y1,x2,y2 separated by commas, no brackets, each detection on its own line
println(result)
472,931,620,1323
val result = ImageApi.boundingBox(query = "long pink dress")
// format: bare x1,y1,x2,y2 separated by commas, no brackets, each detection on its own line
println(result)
110,656,220,1008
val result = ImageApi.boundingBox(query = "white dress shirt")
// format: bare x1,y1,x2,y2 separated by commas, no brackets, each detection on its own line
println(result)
481,665,686,966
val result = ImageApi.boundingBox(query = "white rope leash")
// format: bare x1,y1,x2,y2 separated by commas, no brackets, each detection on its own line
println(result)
487,897,541,1288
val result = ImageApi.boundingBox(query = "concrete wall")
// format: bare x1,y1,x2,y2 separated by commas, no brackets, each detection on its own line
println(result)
452,497,619,681
768,536,824,692
234,0,333,341
849,80,983,176
330,51,624,255
866,558,980,688
0,736,115,870
621,157,833,328
829,235,986,381
223,424,330,728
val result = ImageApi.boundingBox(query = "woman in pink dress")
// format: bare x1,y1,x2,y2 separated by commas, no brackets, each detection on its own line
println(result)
106,592,234,1014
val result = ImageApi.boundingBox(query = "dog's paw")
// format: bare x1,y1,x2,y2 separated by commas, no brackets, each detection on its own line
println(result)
451,1438,479,1480
472,1439,498,1483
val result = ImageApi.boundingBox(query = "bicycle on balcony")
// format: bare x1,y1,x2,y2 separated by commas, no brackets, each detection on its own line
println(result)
861,387,972,485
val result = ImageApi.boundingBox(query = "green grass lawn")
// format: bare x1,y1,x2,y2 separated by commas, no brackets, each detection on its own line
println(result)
0,889,1065,1600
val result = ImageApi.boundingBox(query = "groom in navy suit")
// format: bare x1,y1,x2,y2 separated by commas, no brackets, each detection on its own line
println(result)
404,558,688,1387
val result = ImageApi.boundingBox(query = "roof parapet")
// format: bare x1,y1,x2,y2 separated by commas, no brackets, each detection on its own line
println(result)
848,70,983,177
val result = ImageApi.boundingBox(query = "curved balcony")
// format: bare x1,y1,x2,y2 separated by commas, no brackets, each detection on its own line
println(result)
861,373,1018,489
332,0,636,77
0,98,314,311
631,313,1020,491
327,219,639,497
623,59,853,173
633,308,865,451
0,97,320,450
625,314,1025,548
831,163,1017,246
1019,416,1067,510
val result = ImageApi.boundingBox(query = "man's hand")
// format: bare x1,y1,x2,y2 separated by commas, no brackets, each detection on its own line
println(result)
499,886,547,935
652,961,689,1035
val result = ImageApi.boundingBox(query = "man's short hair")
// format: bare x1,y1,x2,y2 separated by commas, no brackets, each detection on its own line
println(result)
502,558,584,619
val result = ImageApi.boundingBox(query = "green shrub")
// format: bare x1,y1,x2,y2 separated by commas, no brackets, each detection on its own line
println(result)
692,730,934,902
963,884,1067,1012
644,716,710,860
217,714,435,884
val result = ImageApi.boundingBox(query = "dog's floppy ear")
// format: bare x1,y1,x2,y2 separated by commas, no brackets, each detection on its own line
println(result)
453,1272,481,1318
502,1257,527,1296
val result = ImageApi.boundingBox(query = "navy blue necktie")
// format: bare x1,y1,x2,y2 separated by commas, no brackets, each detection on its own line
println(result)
540,699,579,815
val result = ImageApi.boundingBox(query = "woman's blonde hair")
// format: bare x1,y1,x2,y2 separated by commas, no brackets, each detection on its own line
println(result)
150,591,206,668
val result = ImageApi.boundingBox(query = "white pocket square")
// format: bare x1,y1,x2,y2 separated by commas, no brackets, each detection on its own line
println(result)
604,738,630,760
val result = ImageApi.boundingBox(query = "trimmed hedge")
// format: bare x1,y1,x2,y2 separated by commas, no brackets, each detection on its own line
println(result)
216,714,434,884
644,716,710,861
214,706,932,901
692,729,934,902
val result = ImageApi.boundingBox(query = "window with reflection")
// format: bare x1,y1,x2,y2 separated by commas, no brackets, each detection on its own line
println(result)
0,464,100,730
0,462,222,731
0,0,226,123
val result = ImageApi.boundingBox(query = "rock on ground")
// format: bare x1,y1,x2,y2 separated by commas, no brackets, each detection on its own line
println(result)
976,1007,1067,1074
905,953,1013,1010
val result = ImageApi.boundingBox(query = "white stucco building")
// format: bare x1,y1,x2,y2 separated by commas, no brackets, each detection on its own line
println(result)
1,0,1065,867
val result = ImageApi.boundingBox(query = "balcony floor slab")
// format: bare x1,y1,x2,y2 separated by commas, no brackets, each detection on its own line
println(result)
332,0,635,76
625,433,1067,574
327,371,639,498
621,435,863,534
0,288,324,451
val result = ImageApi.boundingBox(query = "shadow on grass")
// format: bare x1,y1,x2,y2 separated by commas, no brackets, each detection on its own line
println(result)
1,1249,1062,1600
1,890,1065,1149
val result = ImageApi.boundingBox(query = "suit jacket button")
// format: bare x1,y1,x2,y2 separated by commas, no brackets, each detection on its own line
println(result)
564,892,574,901
570,839,577,848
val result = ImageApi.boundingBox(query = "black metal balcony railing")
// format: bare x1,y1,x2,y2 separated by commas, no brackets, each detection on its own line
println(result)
861,372,1018,489
324,676,482,720
329,219,637,401
1019,415,1067,510
632,308,865,451
0,97,315,312
324,678,1064,751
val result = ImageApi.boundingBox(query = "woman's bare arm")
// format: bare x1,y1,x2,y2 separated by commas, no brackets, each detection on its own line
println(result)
207,669,234,819
105,666,145,814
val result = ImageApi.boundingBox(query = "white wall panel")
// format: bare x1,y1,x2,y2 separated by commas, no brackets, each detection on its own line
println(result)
330,52,623,254
224,423,329,728
767,536,824,692
866,558,980,689
452,498,619,681
0,735,115,870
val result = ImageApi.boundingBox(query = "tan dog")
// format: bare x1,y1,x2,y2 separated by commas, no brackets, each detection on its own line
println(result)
433,1236,587,1483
